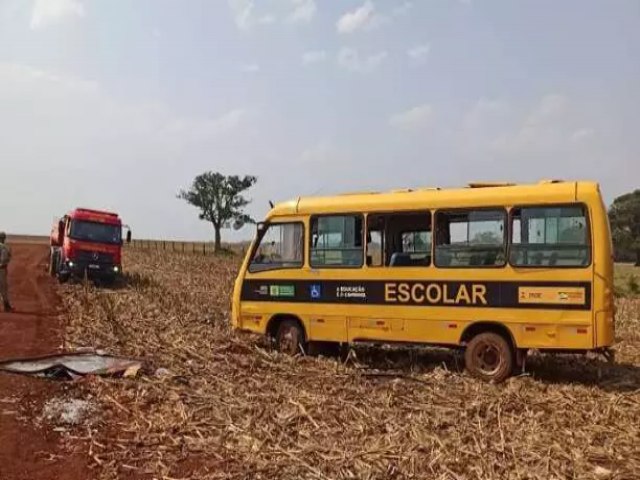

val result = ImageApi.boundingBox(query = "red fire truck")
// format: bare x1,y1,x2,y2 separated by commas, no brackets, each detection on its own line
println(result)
49,208,131,282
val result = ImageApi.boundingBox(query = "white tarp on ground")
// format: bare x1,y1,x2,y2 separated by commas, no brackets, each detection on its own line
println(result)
0,352,143,378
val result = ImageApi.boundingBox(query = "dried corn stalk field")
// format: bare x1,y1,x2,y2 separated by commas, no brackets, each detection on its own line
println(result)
60,250,640,480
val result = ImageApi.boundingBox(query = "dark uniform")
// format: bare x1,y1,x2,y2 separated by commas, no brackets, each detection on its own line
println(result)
0,232,12,312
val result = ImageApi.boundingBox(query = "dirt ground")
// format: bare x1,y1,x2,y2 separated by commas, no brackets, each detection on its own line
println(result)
0,244,90,480
58,250,640,480
1,244,639,479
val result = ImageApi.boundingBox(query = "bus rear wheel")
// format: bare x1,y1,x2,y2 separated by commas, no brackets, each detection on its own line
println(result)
465,332,514,383
275,320,307,356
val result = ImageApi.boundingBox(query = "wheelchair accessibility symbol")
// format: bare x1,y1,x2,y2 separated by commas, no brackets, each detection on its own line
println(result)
310,284,322,300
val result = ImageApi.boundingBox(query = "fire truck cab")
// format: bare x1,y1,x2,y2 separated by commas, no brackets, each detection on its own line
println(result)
49,208,131,283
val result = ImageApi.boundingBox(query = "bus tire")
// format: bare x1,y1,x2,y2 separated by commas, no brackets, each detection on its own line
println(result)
464,332,514,383
275,319,307,356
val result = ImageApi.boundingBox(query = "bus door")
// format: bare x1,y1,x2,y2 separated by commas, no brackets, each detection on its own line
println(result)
346,212,434,343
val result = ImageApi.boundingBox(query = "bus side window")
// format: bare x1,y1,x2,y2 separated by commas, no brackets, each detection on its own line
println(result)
366,215,384,267
510,205,590,267
310,215,364,267
435,209,506,268
367,212,431,267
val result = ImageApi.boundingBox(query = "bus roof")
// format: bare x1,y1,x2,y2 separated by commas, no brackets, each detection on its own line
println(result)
267,180,601,218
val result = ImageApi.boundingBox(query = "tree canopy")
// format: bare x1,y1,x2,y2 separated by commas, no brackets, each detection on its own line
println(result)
178,172,257,251
608,189,640,265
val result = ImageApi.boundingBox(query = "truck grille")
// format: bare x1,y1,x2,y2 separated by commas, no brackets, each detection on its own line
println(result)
76,250,115,265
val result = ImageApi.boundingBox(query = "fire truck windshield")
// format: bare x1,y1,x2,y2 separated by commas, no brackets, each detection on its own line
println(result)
70,220,122,245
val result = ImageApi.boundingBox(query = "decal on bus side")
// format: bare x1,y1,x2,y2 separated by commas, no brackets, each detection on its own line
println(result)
385,282,487,306
240,280,591,310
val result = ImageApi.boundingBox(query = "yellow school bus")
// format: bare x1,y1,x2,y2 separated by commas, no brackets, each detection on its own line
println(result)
231,180,615,382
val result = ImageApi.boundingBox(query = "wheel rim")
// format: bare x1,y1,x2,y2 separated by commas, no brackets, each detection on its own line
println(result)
278,324,300,355
474,342,502,376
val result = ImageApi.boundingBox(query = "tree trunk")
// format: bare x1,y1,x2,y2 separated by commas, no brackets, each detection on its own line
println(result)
214,226,222,253
635,249,640,267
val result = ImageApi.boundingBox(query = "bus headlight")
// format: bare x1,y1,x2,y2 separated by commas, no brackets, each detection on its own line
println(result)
113,266,120,272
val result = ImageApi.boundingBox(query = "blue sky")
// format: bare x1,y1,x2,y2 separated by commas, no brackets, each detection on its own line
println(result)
1,0,639,240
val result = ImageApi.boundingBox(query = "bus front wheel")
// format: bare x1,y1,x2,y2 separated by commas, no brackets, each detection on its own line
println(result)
275,320,307,356
465,332,514,383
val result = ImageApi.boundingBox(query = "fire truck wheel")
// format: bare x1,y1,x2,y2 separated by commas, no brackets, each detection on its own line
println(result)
48,250,59,277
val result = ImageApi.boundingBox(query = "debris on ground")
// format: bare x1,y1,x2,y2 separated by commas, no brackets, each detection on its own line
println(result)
154,367,171,378
0,352,144,380
42,397,94,426
59,250,640,479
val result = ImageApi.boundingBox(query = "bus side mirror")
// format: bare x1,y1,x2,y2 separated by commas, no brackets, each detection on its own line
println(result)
126,230,132,243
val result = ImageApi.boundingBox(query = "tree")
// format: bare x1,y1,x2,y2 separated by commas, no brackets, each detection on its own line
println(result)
178,172,257,252
471,231,502,244
608,190,640,265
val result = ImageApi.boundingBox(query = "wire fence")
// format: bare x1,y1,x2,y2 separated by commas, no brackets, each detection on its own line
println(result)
128,239,247,256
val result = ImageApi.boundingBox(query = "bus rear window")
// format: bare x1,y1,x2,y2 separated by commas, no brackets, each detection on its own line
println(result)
510,205,590,267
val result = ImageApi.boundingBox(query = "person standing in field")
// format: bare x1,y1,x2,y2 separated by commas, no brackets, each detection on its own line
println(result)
0,232,12,312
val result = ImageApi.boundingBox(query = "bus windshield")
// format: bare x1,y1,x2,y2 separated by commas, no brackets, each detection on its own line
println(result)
70,220,122,245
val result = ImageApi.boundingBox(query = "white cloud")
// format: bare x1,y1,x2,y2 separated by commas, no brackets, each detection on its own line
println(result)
336,1,385,34
300,143,338,164
0,62,250,162
30,0,84,30
389,104,434,131
393,2,413,16
287,0,316,24
487,94,569,153
462,98,510,130
228,0,316,30
301,50,327,66
446,93,637,189
407,44,431,65
297,143,367,195
337,48,387,73
0,62,255,238
166,109,250,140
241,63,260,73
570,128,595,143
227,0,275,31
524,93,568,127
